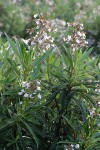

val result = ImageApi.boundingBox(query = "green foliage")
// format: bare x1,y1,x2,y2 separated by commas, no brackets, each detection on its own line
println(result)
0,36,99,149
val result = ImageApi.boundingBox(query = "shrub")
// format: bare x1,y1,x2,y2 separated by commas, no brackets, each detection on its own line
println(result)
0,18,100,149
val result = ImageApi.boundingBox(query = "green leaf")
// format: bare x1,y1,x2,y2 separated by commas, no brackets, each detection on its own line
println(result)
7,57,20,76
31,49,52,79
5,34,21,59
62,116,76,130
21,120,39,148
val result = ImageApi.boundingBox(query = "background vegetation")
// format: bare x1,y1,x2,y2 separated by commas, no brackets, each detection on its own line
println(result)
0,0,100,53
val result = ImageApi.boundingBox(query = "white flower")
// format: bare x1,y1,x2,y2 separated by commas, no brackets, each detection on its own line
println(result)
43,49,46,53
48,28,51,32
67,22,70,26
63,37,66,41
37,86,41,91
54,28,57,32
77,31,82,36
38,39,43,44
71,144,74,147
46,44,50,50
82,33,86,37
36,20,40,25
61,20,66,26
98,102,100,105
22,81,30,89
75,144,80,149
67,35,72,41
37,93,42,99
22,81,27,88
23,93,29,98
95,89,100,93
21,89,25,92
76,39,80,44
37,81,40,85
90,110,95,117
18,92,23,95
20,101,23,104
80,24,83,27
34,14,38,18
80,25,84,30
21,39,30,45
85,41,88,44
43,35,48,40
31,41,36,46
51,37,54,43
98,63,100,69
26,83,31,89
92,57,95,60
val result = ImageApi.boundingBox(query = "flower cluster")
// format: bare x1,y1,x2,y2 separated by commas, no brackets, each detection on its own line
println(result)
89,107,96,118
63,22,88,53
74,1,100,49
64,143,80,150
95,83,100,93
27,13,55,53
89,105,100,118
98,101,100,107
18,80,42,100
